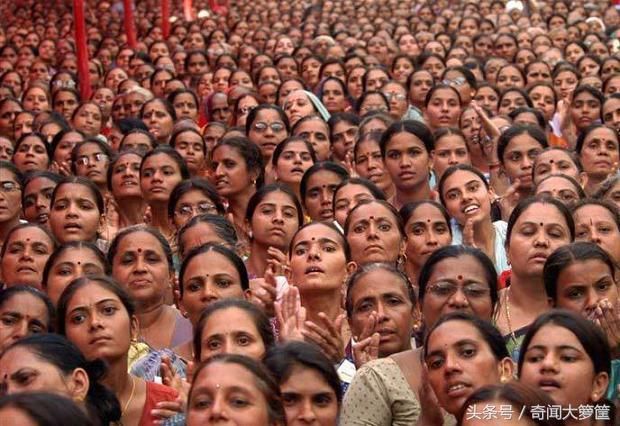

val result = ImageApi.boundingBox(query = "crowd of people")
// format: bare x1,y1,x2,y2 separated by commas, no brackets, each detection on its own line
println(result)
0,0,619,424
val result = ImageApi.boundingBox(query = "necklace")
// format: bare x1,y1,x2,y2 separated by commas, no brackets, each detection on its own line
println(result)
121,376,137,418
504,288,517,344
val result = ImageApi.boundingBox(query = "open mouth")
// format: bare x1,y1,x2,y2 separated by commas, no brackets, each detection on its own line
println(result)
64,223,82,232
445,382,471,397
305,265,325,274
462,204,480,215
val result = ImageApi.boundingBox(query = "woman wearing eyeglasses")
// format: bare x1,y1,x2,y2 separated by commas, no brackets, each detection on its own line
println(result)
247,105,290,183
341,245,499,425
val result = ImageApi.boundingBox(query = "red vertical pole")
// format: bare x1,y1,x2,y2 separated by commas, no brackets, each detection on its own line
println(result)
123,0,137,49
73,0,91,101
184,0,193,21
162,0,170,38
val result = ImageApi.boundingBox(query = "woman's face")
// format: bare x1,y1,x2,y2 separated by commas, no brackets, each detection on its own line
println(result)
140,153,184,204
179,222,231,258
346,202,403,265
199,307,266,361
359,93,388,116
211,145,254,198
553,70,578,100
348,269,415,357
347,67,366,100
571,92,601,131
105,68,128,91
321,80,347,113
578,58,600,77
22,87,49,113
333,184,374,228
426,88,461,130
425,320,507,415
46,247,106,306
73,104,102,137
303,170,342,221
13,112,33,142
1,227,54,288
393,58,414,84
498,91,527,115
250,191,300,251
110,153,142,200
49,183,101,244
181,251,246,326
554,259,619,319
422,57,445,81
142,101,174,142
235,96,259,127
526,63,551,85
574,204,620,264
290,224,348,293
173,131,205,176
280,364,339,426
111,231,172,305
13,135,48,173
293,120,331,162
75,143,109,186
529,85,555,122
405,204,451,270
63,282,136,361
535,176,582,207
533,150,580,185
284,91,315,127
187,361,272,425
275,141,314,186
0,346,80,397
0,293,49,350
0,137,11,162
172,189,218,231
354,139,392,191
507,203,572,278
501,133,544,190
22,176,56,226
172,93,198,122
384,131,431,192
579,127,619,179
520,323,608,408
432,135,470,180
422,255,493,327
442,169,492,227
248,109,288,160
565,44,585,64
301,58,321,88
496,66,525,91
53,91,79,121
0,101,22,138
0,169,21,226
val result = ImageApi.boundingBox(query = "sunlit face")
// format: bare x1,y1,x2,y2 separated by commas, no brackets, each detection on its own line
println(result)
186,361,273,426
570,91,601,131
501,133,544,190
519,323,608,408
0,293,50,351
140,153,184,204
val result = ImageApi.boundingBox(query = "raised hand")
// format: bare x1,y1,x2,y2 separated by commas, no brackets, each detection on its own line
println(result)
250,265,278,317
462,218,476,248
352,311,380,368
497,179,521,221
415,358,444,426
302,312,346,363
594,299,620,358
275,285,306,342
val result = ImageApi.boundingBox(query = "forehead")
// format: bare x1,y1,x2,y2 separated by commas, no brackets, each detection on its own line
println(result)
53,247,102,264
117,230,165,252
294,223,342,243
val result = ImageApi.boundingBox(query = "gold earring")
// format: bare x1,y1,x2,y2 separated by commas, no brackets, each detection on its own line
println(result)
74,395,84,402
